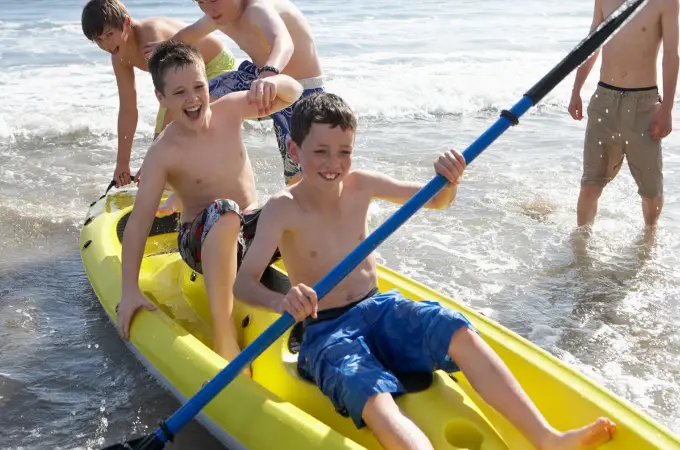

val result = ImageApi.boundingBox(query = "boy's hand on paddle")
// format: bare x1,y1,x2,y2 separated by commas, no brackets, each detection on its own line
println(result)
434,148,466,185
568,91,583,121
116,289,157,340
247,78,278,116
280,284,318,322
142,41,163,60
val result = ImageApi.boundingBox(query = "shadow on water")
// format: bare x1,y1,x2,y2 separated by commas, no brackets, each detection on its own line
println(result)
0,244,225,450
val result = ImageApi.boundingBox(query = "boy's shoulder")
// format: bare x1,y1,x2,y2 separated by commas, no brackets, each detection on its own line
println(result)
147,125,181,157
258,187,297,226
345,169,387,189
265,187,297,210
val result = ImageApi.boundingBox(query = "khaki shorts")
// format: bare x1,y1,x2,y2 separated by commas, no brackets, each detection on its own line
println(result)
582,82,663,198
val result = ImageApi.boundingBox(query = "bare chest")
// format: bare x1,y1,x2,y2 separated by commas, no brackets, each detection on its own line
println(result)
284,199,370,268
167,129,252,214
602,0,662,48
225,26,270,65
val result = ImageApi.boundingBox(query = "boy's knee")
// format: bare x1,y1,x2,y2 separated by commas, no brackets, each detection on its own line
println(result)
362,392,400,422
214,210,242,233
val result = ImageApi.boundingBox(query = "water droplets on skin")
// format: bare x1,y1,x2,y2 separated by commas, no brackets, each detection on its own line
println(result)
598,140,602,145
606,108,609,114
598,118,602,122
626,141,629,145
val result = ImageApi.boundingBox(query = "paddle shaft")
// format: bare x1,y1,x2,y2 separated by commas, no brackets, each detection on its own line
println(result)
115,0,649,445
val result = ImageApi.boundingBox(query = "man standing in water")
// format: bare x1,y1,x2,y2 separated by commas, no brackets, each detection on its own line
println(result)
568,0,679,230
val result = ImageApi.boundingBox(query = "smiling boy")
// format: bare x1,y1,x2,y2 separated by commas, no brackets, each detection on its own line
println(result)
81,0,237,187
234,92,617,450
143,0,325,185
116,40,302,375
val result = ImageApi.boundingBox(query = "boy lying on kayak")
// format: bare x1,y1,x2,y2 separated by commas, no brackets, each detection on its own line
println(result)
81,0,237,188
116,40,302,376
142,0,325,186
234,92,617,449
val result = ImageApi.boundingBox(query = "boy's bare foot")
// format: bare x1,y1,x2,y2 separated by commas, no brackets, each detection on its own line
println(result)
540,418,616,450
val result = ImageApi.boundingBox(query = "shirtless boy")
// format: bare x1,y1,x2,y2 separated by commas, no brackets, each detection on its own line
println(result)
116,40,302,374
143,0,325,185
234,93,617,450
568,0,679,229
81,0,237,187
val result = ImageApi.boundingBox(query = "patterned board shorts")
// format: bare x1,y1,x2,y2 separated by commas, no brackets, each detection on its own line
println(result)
177,199,279,274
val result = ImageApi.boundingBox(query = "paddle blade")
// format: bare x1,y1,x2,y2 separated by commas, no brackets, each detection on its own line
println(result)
101,434,165,450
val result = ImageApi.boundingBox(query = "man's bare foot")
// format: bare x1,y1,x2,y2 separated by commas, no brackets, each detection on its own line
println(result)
540,418,616,450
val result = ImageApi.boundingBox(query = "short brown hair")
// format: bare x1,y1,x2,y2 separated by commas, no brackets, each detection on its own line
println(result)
290,92,357,146
82,0,130,41
148,40,205,94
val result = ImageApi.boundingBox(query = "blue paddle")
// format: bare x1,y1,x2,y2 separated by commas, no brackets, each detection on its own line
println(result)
103,1,648,448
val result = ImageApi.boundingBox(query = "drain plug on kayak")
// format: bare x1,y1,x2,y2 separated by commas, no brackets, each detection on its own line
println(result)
242,315,251,328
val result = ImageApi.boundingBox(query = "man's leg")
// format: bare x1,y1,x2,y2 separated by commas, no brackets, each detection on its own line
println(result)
578,87,622,228
576,184,605,227
641,195,663,228
448,329,615,450
200,210,251,376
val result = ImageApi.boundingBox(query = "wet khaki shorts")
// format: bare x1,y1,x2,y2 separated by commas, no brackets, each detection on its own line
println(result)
582,82,663,198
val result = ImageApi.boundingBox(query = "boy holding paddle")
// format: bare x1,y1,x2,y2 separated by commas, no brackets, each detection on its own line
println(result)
235,93,617,450
116,40,302,375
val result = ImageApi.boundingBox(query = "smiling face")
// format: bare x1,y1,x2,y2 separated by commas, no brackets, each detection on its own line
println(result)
92,21,130,56
81,0,131,55
194,0,243,25
290,123,356,188
155,63,210,131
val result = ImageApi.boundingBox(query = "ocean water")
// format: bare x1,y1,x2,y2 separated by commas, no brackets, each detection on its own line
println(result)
1,0,679,449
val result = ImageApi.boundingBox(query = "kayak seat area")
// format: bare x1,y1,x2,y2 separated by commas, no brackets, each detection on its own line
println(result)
116,211,181,245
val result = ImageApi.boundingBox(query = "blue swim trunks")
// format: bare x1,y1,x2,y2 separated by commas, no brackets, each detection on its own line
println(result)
208,60,325,184
297,289,476,429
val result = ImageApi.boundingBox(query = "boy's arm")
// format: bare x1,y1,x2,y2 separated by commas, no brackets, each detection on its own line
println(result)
653,0,680,138
572,0,604,95
142,16,217,59
362,149,466,209
217,74,303,120
117,143,168,339
360,172,457,210
113,58,138,187
244,4,294,75
173,15,218,44
234,198,288,312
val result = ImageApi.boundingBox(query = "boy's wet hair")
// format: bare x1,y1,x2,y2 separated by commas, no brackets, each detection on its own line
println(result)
290,93,357,146
148,40,205,94
81,0,130,41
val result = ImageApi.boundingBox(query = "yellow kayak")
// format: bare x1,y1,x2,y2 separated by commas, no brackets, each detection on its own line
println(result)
80,188,680,450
